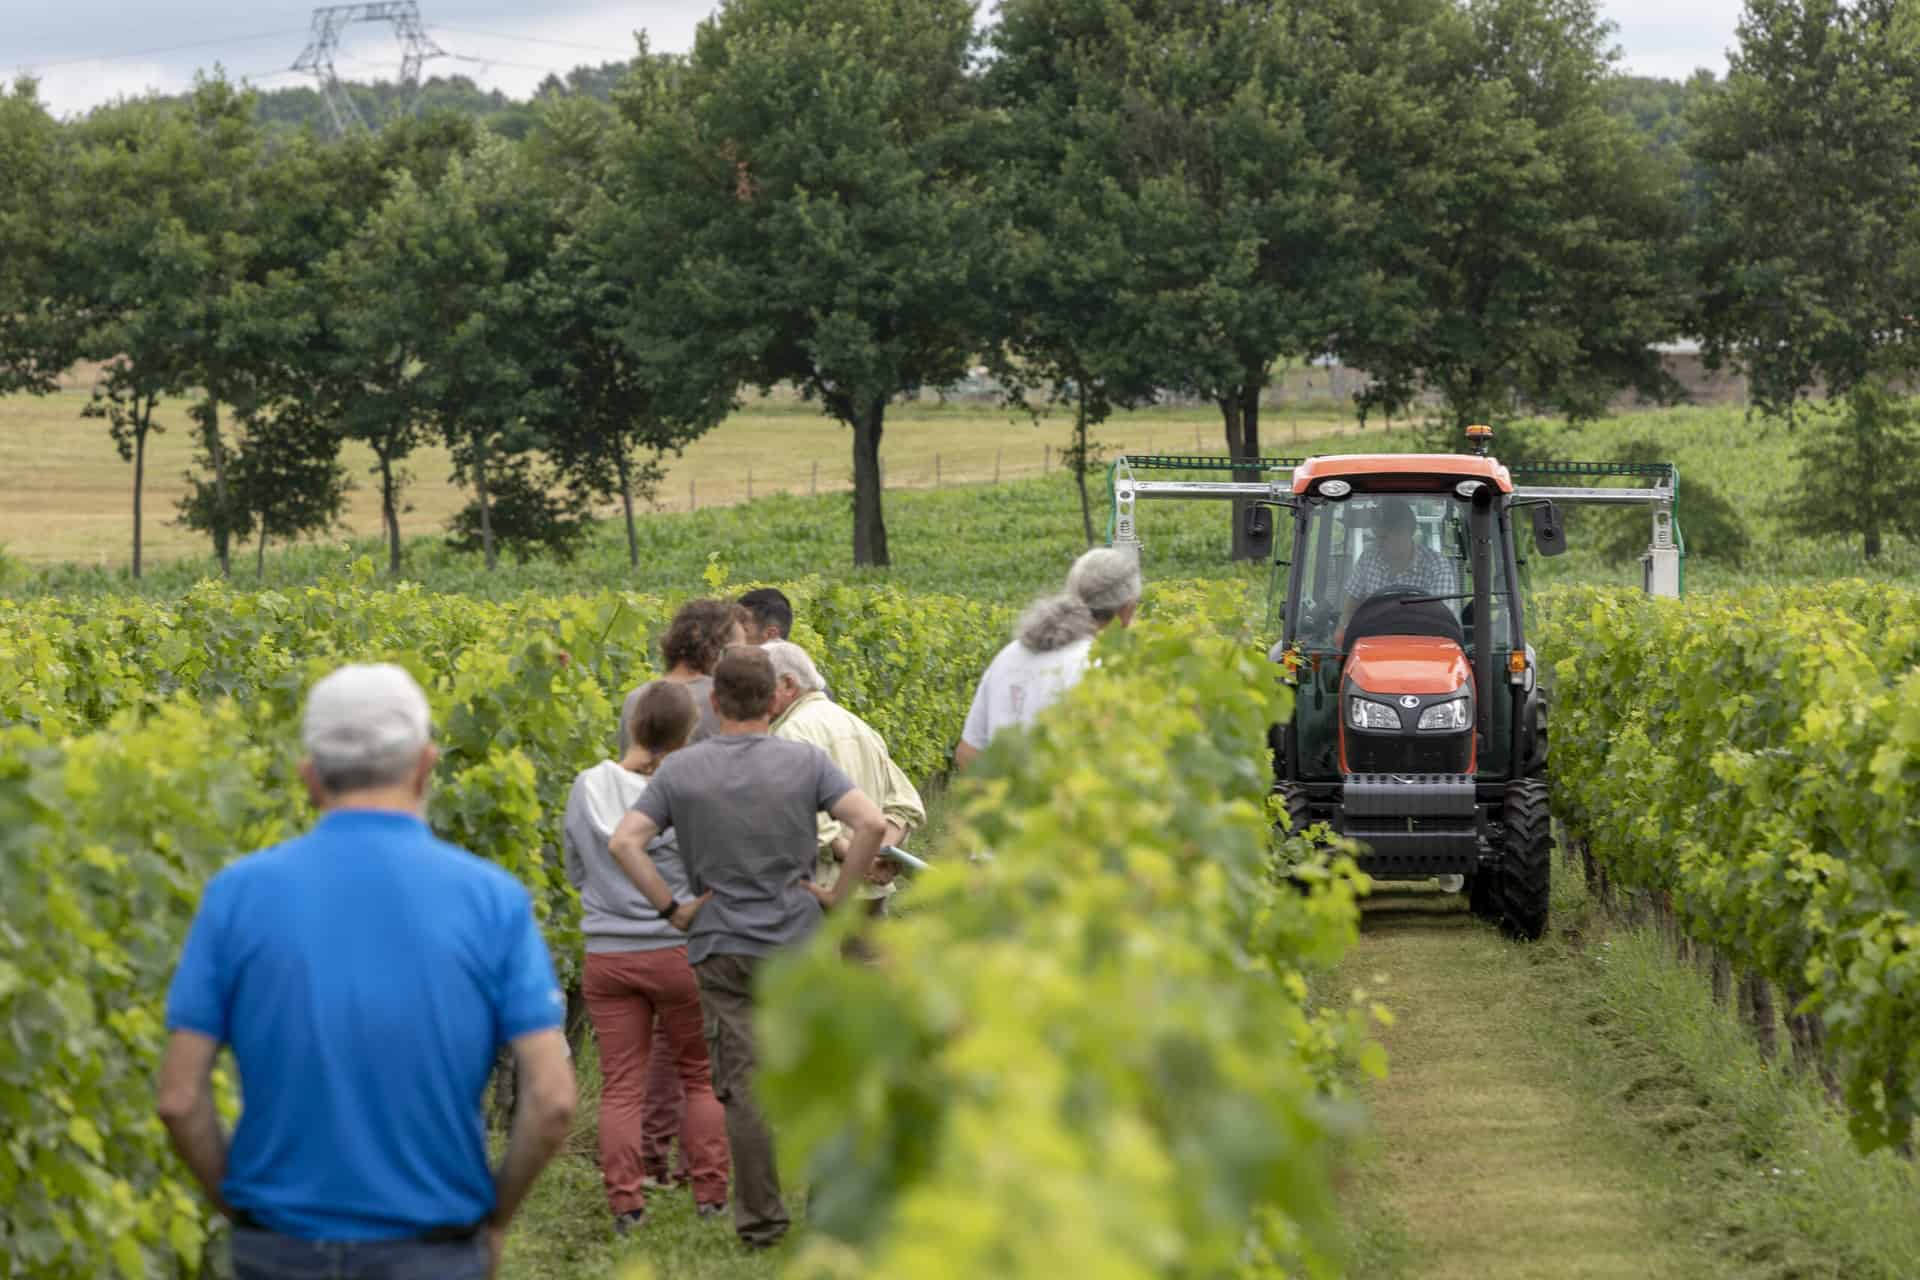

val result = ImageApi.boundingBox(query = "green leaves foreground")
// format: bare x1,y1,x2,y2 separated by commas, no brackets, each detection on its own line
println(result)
0,571,1373,1277
758,616,1374,1279
1540,582,1920,1152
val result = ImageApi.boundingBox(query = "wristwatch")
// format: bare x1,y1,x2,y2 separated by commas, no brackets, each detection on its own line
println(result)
660,897,686,920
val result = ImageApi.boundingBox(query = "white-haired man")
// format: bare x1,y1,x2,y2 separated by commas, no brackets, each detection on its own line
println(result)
158,664,576,1280
954,547,1141,770
763,639,925,913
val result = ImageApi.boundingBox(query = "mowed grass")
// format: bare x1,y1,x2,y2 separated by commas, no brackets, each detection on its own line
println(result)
0,388,1356,570
1335,856,1920,1280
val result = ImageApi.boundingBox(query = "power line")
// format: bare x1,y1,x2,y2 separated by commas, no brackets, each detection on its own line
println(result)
429,24,632,56
447,52,582,76
15,28,309,74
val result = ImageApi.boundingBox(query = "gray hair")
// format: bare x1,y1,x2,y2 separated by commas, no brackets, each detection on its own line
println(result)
1066,547,1141,620
302,663,433,793
1017,594,1097,652
761,640,826,693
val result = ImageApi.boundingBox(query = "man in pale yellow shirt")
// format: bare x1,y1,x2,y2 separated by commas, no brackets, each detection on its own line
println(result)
762,640,925,913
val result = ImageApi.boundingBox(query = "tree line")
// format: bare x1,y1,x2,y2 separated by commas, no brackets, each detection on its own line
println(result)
2,0,1917,578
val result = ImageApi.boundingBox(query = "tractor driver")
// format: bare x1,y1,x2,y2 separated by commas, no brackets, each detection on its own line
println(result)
1336,498,1458,647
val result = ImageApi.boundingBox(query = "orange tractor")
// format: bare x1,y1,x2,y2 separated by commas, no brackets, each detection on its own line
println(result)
1109,426,1681,939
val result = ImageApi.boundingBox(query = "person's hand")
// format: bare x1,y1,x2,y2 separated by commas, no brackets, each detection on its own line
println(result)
668,891,713,932
829,834,852,862
803,880,835,909
866,858,898,886
487,1223,506,1277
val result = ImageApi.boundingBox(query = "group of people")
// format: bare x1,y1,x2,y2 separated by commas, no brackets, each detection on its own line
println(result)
155,549,1141,1277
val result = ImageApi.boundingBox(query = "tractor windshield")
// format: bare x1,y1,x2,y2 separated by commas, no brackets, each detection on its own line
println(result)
1292,492,1512,652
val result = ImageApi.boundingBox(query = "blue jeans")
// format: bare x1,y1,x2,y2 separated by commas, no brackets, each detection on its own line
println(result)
230,1228,489,1280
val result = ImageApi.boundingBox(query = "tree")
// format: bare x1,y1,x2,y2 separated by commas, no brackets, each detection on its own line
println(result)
659,0,997,567
989,0,1374,560
1779,377,1920,559
0,78,75,395
56,81,260,578
529,88,737,569
312,114,483,574
179,402,352,576
1691,1,1920,559
1691,0,1920,413
1336,0,1689,439
396,138,557,573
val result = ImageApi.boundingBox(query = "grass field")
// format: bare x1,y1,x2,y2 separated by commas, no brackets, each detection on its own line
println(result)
0,388,1360,570
11,402,1917,601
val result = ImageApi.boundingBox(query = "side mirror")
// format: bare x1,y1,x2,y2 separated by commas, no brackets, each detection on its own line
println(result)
1244,503,1276,560
1532,501,1567,557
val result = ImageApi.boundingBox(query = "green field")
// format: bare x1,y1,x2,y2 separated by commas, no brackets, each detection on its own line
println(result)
0,389,1357,574
8,404,1916,601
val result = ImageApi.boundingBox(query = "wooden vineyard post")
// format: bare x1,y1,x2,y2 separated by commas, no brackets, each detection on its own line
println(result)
690,478,696,511
1044,444,1051,473
994,448,1001,484
748,466,754,501
935,454,941,487
811,460,818,496
1741,971,1779,1062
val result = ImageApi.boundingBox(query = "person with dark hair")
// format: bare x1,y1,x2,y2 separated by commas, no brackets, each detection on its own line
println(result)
953,547,1141,769
1336,499,1458,645
735,588,794,644
158,665,575,1280
619,599,746,752
564,682,730,1235
607,646,889,1251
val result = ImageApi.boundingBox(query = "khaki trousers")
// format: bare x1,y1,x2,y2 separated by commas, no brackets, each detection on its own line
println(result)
694,953,789,1248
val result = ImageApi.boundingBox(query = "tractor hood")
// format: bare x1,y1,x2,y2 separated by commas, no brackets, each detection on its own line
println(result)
1345,636,1472,696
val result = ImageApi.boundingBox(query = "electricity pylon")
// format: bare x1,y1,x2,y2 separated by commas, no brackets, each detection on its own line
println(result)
292,2,447,136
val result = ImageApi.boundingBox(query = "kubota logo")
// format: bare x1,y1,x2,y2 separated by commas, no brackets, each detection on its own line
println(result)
1399,695,1421,709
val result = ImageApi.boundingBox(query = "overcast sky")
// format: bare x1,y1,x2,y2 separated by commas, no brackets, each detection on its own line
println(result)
10,0,1749,119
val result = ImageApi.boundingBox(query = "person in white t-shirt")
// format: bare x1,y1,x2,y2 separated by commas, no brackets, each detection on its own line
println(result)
953,547,1142,769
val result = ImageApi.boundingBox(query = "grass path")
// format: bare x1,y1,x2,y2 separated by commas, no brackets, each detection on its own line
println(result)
1341,889,1729,1280
1337,873,1920,1280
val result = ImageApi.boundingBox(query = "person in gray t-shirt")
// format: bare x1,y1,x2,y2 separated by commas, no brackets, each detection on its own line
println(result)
609,646,886,1251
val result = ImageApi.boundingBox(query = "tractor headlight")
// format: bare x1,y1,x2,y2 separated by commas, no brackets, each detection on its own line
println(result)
1348,697,1401,731
1417,698,1471,731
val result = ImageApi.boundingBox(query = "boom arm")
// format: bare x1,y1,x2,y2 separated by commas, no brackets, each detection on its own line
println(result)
1107,454,1685,598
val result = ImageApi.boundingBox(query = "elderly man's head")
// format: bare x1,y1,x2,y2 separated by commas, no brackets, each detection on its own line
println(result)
1067,547,1143,629
761,640,826,719
300,663,437,810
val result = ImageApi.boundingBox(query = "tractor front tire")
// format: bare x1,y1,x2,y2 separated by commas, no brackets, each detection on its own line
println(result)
1274,782,1314,892
1494,779,1552,941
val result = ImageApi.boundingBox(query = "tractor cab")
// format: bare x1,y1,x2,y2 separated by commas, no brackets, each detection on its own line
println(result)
1107,425,1681,939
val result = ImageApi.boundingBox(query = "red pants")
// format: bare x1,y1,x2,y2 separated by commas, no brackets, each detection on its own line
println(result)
640,1019,686,1183
583,948,730,1212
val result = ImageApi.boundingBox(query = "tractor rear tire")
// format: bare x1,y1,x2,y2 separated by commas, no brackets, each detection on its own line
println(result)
1494,779,1552,941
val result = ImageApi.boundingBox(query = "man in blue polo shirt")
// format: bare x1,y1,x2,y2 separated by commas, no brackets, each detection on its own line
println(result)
156,663,577,1280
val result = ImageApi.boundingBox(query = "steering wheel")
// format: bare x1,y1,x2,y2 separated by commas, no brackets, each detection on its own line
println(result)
1338,585,1433,651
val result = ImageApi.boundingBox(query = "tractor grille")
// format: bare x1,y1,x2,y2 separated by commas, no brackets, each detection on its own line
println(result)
1346,732,1471,776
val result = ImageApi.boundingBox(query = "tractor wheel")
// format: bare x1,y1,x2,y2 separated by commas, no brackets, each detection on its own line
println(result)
1494,778,1553,941
1274,783,1314,892
1275,782,1312,841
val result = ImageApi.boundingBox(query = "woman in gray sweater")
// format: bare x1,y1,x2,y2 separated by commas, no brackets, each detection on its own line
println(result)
564,681,729,1231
